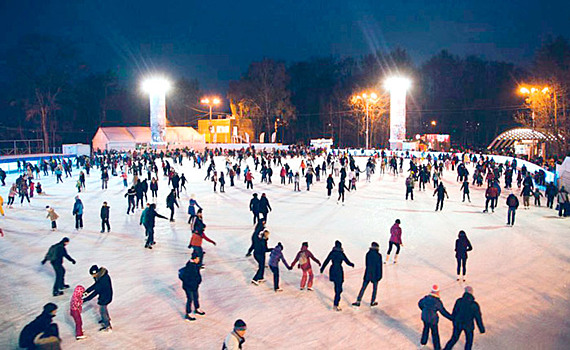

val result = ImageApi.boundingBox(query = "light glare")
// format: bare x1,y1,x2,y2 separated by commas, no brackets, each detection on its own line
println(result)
384,77,411,91
142,78,171,94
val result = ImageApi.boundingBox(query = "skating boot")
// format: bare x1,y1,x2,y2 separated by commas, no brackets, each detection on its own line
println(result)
384,254,390,264
462,275,466,282
394,254,399,264
456,275,461,281
185,314,196,322
352,301,361,307
370,302,378,307
194,309,206,316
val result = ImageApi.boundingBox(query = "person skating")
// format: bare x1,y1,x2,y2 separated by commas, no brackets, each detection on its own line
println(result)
405,175,415,200
220,172,226,192
290,242,321,290
188,209,216,266
557,186,569,217
268,242,291,292
259,193,271,222
545,182,557,209
337,179,350,204
418,284,453,350
18,303,59,350
83,265,113,332
246,220,266,257
249,193,260,224
179,251,205,321
433,183,449,211
443,286,486,350
72,195,84,230
187,194,202,222
251,229,271,285
70,285,87,340
532,188,543,206
520,183,532,209
222,319,247,350
506,192,519,226
140,203,168,248
352,242,383,307
483,184,498,213
125,186,136,214
166,189,179,222
320,240,355,311
385,219,403,264
455,231,472,281
100,202,110,233
460,179,470,202
41,237,76,296
45,206,59,231
326,174,335,198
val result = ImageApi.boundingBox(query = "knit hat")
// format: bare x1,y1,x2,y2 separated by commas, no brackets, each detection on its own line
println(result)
395,219,401,224
371,242,379,249
464,286,474,295
43,303,58,313
89,265,99,275
234,319,247,331
431,284,440,294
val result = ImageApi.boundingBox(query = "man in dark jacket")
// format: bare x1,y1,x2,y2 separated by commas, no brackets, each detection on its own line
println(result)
125,186,136,214
418,285,452,350
258,193,272,222
83,265,113,331
100,201,110,233
352,242,383,307
433,183,449,211
166,189,179,222
483,185,498,213
41,237,76,296
506,193,519,226
251,229,271,285
443,286,485,350
179,252,204,321
545,182,557,209
134,180,145,208
19,303,59,350
249,193,260,224
246,220,266,257
141,203,168,249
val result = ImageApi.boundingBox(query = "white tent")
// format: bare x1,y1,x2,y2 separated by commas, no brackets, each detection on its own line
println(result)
92,126,205,151
557,156,570,190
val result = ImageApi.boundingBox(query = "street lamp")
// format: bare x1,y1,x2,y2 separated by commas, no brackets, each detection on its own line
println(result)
351,92,379,149
431,120,437,127
142,77,171,147
200,97,221,121
385,77,411,150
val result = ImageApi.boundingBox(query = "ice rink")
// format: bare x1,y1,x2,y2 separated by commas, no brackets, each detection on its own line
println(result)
0,155,568,349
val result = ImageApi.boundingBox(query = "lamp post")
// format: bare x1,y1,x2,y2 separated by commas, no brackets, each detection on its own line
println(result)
385,77,411,150
351,92,379,149
142,77,171,147
201,97,221,143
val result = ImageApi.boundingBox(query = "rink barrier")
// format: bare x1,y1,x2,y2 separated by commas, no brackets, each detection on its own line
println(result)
0,154,76,174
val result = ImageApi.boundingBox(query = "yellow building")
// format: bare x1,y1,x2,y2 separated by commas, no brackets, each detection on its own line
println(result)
197,117,254,144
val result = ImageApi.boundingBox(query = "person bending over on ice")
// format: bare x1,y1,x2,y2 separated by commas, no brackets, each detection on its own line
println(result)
83,265,114,332
290,242,321,290
320,240,354,311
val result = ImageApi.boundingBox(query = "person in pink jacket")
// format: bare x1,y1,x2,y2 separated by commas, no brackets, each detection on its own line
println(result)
70,285,86,340
385,219,403,264
290,242,321,290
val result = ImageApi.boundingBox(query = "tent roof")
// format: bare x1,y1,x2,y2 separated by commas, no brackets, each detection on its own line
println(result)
488,128,560,150
97,127,202,143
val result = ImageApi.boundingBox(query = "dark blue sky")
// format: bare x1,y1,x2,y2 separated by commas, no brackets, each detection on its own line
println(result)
1,0,568,91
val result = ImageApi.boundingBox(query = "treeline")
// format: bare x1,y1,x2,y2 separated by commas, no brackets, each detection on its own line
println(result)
1,35,568,151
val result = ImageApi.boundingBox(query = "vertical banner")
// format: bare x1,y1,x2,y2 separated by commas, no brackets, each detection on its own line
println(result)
149,92,167,146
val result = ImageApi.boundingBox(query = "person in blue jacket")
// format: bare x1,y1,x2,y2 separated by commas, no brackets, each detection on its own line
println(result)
72,196,84,230
268,242,291,292
418,284,452,350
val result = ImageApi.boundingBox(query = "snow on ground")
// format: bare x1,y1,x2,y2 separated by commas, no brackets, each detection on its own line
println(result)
0,155,569,350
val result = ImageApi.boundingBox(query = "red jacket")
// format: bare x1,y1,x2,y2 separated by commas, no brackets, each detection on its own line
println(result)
389,224,402,244
291,246,321,270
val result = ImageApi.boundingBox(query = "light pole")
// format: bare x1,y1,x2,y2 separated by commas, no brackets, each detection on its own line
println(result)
201,97,221,143
351,92,379,149
142,77,171,147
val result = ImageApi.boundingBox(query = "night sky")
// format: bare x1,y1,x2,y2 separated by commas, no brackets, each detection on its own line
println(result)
1,0,568,91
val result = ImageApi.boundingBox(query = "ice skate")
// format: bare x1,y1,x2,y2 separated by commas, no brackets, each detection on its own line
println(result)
194,309,206,316
251,279,259,285
352,301,361,307
307,287,314,291
76,335,87,340
370,302,378,307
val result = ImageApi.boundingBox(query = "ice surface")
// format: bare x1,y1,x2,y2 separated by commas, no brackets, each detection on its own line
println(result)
0,155,569,349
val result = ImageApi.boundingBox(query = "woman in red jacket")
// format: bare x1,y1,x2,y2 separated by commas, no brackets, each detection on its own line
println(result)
385,219,403,264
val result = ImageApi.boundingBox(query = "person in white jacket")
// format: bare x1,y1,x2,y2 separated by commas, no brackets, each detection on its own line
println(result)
223,319,247,350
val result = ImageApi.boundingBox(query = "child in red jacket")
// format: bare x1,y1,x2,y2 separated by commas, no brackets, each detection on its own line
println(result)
70,285,86,340
290,242,321,290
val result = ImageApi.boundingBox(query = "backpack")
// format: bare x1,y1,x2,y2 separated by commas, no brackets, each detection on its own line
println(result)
178,267,185,282
44,244,58,263
298,252,308,266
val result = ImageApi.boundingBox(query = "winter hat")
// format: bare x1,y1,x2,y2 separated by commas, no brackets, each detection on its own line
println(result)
43,303,58,314
89,265,99,275
431,284,440,294
276,242,283,249
234,319,247,331
395,219,401,224
197,208,203,214
302,242,309,247
464,286,474,295
61,237,70,243
371,242,379,250
334,240,342,249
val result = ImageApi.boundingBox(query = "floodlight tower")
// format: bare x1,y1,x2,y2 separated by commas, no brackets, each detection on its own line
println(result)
384,77,411,150
142,77,171,147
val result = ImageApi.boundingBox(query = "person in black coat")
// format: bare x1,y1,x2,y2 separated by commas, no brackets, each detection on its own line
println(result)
125,186,136,214
326,174,335,198
455,231,472,281
258,193,272,222
83,265,113,331
246,220,265,257
506,193,519,226
41,237,76,296
166,189,179,222
249,193,260,224
433,183,449,211
320,240,354,311
100,201,110,233
19,303,59,350
141,203,168,248
418,284,452,350
251,229,271,284
352,242,383,307
443,286,485,350
179,252,204,321
134,180,145,208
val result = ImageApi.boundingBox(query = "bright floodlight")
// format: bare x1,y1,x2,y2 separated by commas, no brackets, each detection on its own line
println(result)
142,77,171,147
142,78,171,95
384,77,411,91
213,98,221,105
519,87,530,94
384,77,411,151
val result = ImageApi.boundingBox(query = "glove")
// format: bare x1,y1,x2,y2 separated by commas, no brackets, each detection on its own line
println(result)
41,260,46,265
71,260,76,265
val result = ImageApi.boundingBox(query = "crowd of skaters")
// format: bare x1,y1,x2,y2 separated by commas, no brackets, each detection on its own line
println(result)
0,146,567,349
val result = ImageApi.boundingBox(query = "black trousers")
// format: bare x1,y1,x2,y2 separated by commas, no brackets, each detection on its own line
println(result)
127,198,135,214
261,212,268,222
75,214,83,229
547,196,554,208
333,280,343,306
387,241,400,255
356,280,378,303
436,197,445,211
421,322,441,350
51,262,65,294
444,325,474,350
406,188,413,200
101,218,110,232
456,257,467,275
145,225,154,247
253,253,265,281
252,212,260,224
